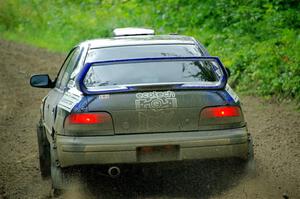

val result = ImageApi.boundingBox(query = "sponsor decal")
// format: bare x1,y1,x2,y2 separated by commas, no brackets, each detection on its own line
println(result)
58,88,83,112
135,91,177,130
135,91,177,110
99,94,110,100
225,84,239,102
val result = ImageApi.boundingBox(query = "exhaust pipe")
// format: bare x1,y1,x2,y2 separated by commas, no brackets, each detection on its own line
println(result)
108,166,121,178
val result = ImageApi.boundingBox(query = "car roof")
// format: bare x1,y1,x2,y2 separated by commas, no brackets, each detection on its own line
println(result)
81,35,197,49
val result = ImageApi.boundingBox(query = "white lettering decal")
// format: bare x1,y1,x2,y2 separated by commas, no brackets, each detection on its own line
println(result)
225,84,239,102
58,89,83,112
135,91,177,110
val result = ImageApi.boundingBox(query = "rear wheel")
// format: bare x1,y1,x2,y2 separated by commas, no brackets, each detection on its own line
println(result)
36,120,50,179
50,145,83,195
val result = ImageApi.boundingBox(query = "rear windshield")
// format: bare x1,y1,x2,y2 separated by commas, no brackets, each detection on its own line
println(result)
83,59,223,89
86,44,202,62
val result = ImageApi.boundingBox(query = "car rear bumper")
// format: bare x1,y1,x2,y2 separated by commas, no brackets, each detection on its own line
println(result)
56,127,249,167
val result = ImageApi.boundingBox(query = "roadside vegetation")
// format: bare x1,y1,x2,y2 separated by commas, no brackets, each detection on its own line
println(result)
0,0,299,101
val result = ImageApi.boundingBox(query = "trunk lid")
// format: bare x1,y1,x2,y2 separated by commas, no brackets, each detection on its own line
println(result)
87,90,226,134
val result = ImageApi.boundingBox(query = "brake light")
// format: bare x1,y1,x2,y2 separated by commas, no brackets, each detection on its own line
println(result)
68,113,111,124
200,106,241,119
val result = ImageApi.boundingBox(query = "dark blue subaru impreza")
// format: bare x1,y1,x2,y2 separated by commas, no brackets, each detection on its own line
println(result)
30,28,253,191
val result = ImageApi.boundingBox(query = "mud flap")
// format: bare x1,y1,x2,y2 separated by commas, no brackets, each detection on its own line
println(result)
36,120,50,179
50,145,84,194
245,136,256,177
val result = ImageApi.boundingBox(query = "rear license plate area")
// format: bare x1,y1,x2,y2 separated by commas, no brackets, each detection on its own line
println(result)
137,145,179,162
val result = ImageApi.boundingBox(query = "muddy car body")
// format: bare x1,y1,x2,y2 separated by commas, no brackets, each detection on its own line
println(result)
30,28,253,190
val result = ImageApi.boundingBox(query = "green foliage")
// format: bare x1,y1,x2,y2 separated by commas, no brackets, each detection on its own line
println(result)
0,0,299,100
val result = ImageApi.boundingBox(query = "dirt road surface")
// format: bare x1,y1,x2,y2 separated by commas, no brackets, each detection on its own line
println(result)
0,40,299,199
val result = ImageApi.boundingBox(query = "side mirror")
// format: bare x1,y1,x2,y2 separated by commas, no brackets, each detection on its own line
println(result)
225,67,231,78
30,74,54,88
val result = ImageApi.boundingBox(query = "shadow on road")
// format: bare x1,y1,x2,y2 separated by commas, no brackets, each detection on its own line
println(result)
66,159,247,199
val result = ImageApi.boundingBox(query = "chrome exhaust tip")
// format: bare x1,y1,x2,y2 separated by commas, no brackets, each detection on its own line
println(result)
108,166,121,178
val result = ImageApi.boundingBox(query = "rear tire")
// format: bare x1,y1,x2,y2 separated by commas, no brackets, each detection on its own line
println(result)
50,146,82,194
36,120,51,179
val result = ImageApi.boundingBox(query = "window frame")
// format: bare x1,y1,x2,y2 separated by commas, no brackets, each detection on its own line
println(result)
55,47,82,90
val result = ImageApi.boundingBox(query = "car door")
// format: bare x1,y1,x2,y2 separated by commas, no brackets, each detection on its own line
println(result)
43,47,82,135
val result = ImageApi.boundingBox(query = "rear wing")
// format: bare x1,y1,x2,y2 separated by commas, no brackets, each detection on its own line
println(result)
76,56,228,95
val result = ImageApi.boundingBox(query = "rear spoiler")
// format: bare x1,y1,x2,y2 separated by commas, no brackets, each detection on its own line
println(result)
76,56,228,95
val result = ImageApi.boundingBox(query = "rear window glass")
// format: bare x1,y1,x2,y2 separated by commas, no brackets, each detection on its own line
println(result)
86,44,202,62
83,59,223,89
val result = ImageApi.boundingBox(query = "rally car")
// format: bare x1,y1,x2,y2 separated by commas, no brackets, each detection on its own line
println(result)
30,28,253,191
